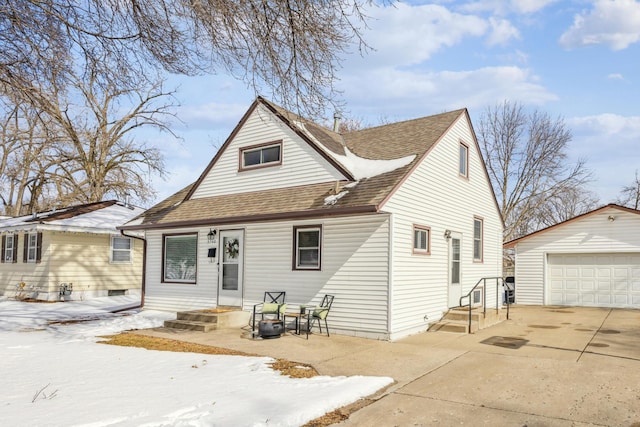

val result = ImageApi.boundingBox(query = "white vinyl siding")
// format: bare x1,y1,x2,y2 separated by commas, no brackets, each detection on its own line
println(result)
144,228,219,311
191,104,347,199
383,114,503,338
512,208,640,308
143,215,391,338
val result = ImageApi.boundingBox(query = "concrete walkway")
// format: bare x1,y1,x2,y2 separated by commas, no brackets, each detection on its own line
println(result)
135,306,640,426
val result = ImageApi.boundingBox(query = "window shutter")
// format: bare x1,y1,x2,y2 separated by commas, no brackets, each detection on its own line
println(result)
23,234,28,262
36,232,43,263
12,236,17,263
1,235,5,263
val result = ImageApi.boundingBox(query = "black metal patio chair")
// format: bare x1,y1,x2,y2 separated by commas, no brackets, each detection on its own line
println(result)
305,294,334,338
252,291,287,332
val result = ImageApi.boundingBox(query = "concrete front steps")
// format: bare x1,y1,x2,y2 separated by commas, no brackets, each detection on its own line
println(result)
428,306,508,333
164,308,250,332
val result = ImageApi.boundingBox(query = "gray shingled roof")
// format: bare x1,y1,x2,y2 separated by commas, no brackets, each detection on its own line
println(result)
123,98,466,230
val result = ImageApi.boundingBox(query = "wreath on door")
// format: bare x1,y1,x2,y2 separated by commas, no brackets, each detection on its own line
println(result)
225,238,239,259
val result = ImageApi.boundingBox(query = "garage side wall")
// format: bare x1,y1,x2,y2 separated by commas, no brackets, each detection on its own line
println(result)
514,208,640,306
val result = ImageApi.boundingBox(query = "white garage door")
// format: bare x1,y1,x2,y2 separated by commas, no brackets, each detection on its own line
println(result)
548,253,640,308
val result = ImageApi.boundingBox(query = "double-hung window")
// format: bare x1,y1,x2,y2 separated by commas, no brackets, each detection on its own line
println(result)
293,225,321,270
23,232,42,263
459,142,469,177
111,236,132,263
473,217,483,262
412,225,430,255
240,141,282,170
2,234,16,263
163,233,197,283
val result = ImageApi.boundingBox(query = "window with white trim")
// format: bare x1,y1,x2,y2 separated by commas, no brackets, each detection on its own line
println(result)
412,225,430,255
459,142,469,177
2,234,16,263
111,236,132,263
473,217,483,262
163,234,197,283
294,226,321,270
27,233,38,263
240,141,282,170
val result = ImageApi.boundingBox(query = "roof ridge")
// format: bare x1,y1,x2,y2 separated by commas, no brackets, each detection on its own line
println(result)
346,108,466,135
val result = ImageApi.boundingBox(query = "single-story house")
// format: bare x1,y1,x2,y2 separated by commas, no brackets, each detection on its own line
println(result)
504,204,640,308
120,97,504,340
0,200,144,301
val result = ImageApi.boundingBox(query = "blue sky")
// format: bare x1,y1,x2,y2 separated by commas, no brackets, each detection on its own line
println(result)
142,0,640,206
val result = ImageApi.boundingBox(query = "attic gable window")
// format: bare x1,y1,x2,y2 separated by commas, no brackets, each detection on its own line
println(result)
459,142,469,177
240,141,282,171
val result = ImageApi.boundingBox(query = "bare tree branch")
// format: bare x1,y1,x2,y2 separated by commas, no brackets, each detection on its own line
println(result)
2,0,385,118
478,101,598,241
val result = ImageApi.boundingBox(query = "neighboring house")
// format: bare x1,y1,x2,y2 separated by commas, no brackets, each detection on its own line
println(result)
120,97,503,340
0,200,144,301
504,204,640,309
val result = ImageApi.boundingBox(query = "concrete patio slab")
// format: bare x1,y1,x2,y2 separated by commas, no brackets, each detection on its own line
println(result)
133,305,640,426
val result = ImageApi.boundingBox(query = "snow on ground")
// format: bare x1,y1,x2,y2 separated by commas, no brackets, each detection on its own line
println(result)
0,296,392,426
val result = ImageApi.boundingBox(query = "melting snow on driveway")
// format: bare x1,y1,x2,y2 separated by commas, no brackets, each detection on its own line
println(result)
0,296,392,426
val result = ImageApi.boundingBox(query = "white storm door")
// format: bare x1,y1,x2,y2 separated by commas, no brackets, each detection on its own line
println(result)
218,230,244,307
448,234,463,307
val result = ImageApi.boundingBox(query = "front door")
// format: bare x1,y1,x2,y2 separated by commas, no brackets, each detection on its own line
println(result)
218,230,244,307
448,233,462,307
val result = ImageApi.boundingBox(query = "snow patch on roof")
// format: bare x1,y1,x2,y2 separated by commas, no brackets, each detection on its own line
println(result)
324,190,349,206
294,121,416,180
0,203,144,234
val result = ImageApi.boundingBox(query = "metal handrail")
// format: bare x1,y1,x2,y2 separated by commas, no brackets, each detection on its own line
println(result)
459,277,511,333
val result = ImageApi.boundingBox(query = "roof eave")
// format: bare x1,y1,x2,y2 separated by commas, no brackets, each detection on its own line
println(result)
503,203,640,248
118,204,380,231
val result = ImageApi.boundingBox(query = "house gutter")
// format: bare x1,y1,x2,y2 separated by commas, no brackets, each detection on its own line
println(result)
118,205,380,231
120,229,147,309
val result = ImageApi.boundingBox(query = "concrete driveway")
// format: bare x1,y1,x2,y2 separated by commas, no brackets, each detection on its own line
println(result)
137,306,640,426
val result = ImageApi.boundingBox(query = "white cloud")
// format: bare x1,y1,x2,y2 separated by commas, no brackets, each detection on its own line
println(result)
567,113,640,200
459,0,558,15
569,113,640,137
559,0,640,50
339,65,557,117
487,17,521,46
357,3,488,67
607,73,625,80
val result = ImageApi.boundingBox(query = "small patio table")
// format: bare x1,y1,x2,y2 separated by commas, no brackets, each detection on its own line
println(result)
284,305,314,335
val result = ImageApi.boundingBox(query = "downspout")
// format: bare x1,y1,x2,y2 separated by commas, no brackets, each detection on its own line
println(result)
387,212,394,339
120,230,146,308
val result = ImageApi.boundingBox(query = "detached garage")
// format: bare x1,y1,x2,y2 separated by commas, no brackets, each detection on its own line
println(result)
505,204,640,309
